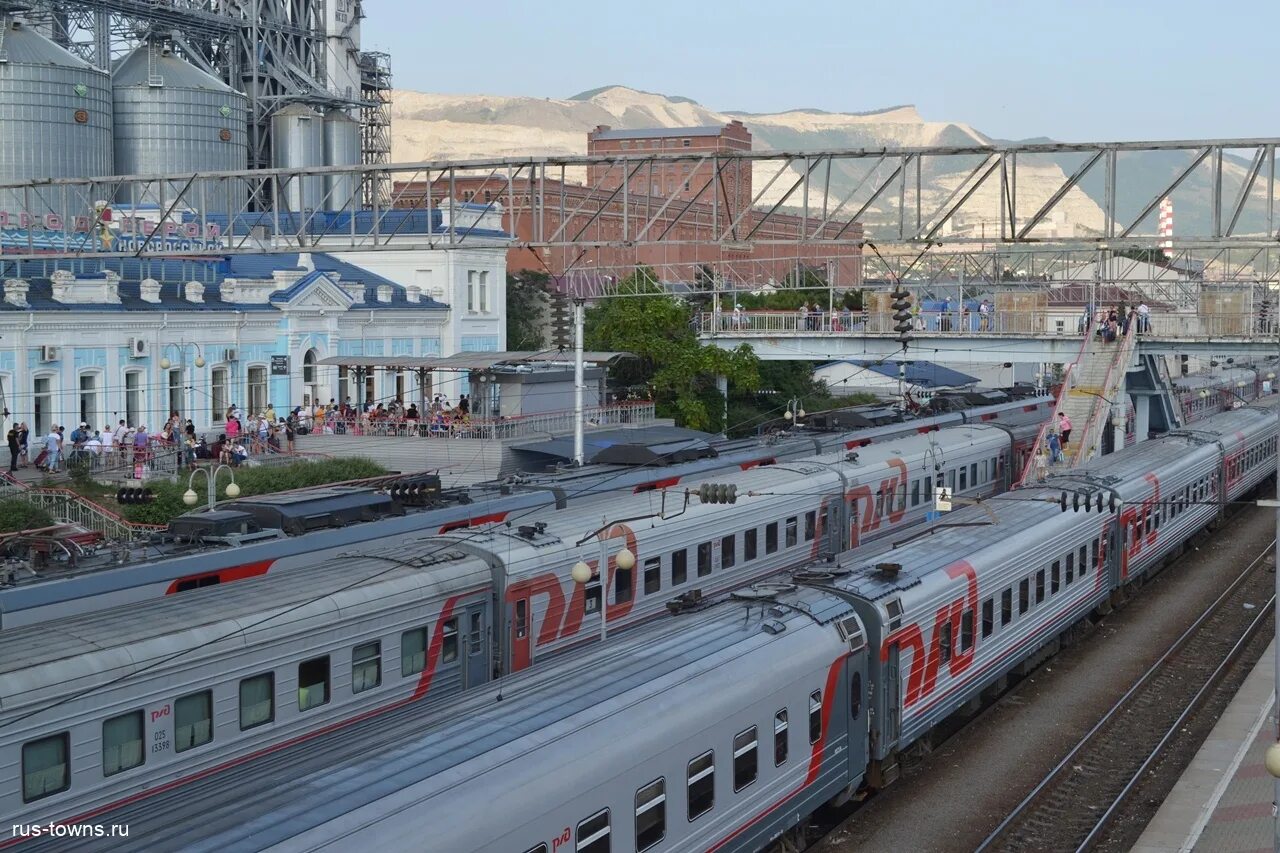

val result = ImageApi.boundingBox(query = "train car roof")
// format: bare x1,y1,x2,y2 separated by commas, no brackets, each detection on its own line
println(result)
93,584,854,852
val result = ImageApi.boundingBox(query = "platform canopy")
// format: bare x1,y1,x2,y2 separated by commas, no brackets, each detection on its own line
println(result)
316,350,632,372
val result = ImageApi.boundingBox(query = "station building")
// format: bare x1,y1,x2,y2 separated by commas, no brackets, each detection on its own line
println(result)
0,205,509,437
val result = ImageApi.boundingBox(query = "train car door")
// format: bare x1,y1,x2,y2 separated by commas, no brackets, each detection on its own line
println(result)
882,644,901,749
463,604,489,688
509,595,531,672
824,501,841,554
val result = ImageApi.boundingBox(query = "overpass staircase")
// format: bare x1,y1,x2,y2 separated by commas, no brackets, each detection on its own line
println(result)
1019,319,1138,483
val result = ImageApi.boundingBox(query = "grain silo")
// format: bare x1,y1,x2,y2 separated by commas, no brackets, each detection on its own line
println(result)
0,17,112,220
322,108,361,211
271,104,324,212
112,43,248,212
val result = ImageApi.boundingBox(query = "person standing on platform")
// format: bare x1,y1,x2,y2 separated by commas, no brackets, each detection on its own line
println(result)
1137,300,1150,334
6,424,18,473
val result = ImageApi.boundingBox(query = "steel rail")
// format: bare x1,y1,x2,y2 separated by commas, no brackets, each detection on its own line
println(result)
973,537,1278,852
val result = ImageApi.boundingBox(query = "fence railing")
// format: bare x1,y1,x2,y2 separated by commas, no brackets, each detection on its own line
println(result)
0,473,165,542
697,310,1271,340
306,401,657,442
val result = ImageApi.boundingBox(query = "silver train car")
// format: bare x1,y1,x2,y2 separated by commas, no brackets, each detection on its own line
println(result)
28,400,1276,853
0,394,1052,630
0,423,1031,832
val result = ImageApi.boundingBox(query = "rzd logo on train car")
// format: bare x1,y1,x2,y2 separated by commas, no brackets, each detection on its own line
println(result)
879,560,977,709
1118,473,1160,579
847,458,908,547
551,827,572,852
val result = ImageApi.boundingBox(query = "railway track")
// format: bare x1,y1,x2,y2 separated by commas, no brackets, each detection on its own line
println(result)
974,539,1277,853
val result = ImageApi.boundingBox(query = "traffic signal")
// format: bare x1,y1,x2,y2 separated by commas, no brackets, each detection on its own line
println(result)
549,292,572,349
387,475,443,506
697,483,738,504
891,285,912,345
117,487,154,505
1058,491,1117,513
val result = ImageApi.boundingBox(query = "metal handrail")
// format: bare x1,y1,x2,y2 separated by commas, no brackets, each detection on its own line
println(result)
1073,320,1137,465
1015,317,1096,486
307,401,656,442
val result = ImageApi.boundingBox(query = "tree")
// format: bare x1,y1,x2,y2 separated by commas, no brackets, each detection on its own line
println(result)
585,268,759,431
506,271,551,351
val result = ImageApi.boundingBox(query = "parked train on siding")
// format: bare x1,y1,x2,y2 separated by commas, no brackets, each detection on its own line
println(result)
0,393,1052,630
5,400,1275,846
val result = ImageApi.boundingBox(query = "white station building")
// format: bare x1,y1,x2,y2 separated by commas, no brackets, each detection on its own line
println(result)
0,204,508,437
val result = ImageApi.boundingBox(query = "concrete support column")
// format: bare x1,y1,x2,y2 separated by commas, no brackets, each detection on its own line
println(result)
716,375,728,435
1133,392,1151,444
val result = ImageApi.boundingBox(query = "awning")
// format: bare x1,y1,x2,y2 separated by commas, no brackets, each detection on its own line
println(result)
315,350,632,372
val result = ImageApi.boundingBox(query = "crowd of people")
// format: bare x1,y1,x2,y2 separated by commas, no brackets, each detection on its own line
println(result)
300,394,475,437
1084,301,1152,341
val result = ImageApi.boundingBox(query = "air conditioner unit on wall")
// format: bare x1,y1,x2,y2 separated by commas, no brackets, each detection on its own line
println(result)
222,348,238,362
128,338,148,358
39,346,59,363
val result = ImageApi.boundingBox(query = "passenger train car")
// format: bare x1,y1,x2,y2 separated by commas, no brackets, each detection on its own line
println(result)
0,393,1052,630
4,401,1275,847
0,423,1030,833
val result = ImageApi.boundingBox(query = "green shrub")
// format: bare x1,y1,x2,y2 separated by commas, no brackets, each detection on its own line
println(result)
120,457,388,525
0,499,54,533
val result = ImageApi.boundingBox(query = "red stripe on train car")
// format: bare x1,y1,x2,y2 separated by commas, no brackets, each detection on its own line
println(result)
980,413,998,421
634,476,680,493
707,653,849,852
916,426,939,434
1023,405,1038,412
439,511,508,533
845,438,872,449
738,459,776,471
1,590,489,847
165,560,273,595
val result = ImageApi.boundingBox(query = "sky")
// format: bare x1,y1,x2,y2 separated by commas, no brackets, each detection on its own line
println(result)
363,0,1274,142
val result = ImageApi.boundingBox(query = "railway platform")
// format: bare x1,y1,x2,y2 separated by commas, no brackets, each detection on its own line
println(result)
1135,641,1276,852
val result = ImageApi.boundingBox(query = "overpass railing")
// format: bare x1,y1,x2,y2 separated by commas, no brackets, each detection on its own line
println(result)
697,310,1269,340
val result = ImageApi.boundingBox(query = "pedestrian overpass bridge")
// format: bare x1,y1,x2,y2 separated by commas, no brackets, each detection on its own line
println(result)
697,310,1278,364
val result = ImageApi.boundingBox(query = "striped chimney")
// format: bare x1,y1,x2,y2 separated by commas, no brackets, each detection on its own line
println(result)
1157,197,1174,258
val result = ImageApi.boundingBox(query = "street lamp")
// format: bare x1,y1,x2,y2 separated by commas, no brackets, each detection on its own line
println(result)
158,341,206,425
571,543,635,643
183,463,240,510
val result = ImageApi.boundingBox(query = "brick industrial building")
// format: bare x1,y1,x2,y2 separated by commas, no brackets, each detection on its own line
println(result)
393,121,862,295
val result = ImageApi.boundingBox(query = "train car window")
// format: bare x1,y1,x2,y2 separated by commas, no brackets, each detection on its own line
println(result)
1035,570,1045,605
874,488,885,518
765,523,778,554
1078,545,1088,575
809,690,823,744
1018,579,1029,615
960,610,974,652
896,483,907,513
522,846,548,853
970,463,978,486
774,710,789,765
102,710,145,777
924,475,933,497
442,619,459,662
22,732,69,803
959,467,968,491
514,599,529,640
1001,589,1012,626
1051,560,1061,595
614,559,634,603
239,673,274,730
174,690,213,752
938,622,953,663
721,534,736,569
912,479,920,507
697,541,712,577
744,529,758,562
786,517,798,548
672,549,688,585
733,726,759,791
352,642,382,693
643,557,662,594
298,656,331,711
687,751,715,821
635,778,666,851
469,613,485,654
401,627,429,676
584,576,602,615
1065,552,1075,585
851,672,863,719
804,511,816,541
981,598,994,637
948,469,956,491
576,808,611,853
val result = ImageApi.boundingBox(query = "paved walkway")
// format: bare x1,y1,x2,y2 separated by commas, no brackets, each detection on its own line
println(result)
1134,642,1276,853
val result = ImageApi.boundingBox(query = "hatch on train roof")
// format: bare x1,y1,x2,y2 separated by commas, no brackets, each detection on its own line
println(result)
215,487,405,535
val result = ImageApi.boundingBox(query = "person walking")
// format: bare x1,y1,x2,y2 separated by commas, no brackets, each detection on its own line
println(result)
1034,447,1048,483
1137,300,1150,334
979,299,992,332
1058,412,1073,447
18,422,28,468
6,424,18,473
43,425,62,473
1047,431,1063,465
